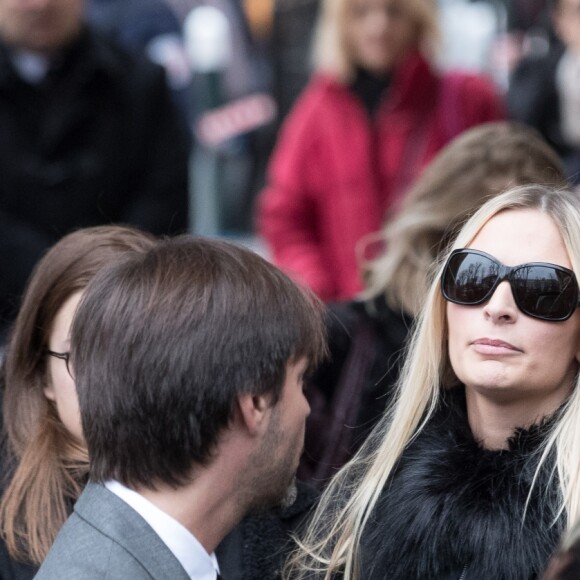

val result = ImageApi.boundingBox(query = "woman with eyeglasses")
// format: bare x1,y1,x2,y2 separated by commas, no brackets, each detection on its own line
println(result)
284,184,580,580
0,226,155,579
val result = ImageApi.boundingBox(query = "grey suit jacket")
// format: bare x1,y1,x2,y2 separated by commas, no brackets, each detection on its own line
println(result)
34,482,190,579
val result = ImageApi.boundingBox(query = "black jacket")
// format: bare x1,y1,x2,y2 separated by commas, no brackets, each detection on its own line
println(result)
508,44,566,156
299,297,412,487
217,481,319,579
507,43,580,185
360,387,563,579
0,28,190,334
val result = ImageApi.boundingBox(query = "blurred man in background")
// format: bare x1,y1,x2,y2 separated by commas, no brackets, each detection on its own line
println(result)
0,0,190,340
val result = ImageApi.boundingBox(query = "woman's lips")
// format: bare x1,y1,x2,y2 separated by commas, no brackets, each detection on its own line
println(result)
470,338,522,355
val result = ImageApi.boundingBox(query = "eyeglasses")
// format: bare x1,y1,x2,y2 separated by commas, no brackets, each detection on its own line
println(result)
46,350,73,378
441,248,580,322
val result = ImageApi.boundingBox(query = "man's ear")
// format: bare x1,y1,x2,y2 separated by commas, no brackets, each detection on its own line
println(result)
236,392,273,436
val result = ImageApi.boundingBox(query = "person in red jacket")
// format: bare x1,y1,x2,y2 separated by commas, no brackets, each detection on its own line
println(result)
258,0,505,301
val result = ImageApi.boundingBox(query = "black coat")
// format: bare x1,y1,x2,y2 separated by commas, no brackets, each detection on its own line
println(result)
299,297,412,487
507,43,580,184
216,481,318,579
508,44,566,156
360,387,564,579
0,28,190,334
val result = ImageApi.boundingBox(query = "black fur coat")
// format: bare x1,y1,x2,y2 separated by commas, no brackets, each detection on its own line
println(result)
360,388,564,580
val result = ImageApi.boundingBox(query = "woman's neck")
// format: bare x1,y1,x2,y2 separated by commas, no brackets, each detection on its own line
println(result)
465,387,567,449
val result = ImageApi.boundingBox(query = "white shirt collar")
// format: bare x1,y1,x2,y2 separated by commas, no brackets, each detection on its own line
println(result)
104,480,220,580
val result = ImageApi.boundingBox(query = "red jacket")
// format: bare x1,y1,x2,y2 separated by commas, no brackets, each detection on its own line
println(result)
258,53,505,301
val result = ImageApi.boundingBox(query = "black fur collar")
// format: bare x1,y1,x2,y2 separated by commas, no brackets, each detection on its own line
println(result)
361,387,564,580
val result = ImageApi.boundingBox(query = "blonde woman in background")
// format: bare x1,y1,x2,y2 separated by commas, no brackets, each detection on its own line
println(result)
299,121,566,487
288,184,580,579
258,0,504,302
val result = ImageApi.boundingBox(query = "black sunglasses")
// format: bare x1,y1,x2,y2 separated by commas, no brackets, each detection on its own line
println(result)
441,248,580,322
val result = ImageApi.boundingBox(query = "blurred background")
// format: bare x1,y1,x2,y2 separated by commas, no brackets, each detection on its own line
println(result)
87,0,553,241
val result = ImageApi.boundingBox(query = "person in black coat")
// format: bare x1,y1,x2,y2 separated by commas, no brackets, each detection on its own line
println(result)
0,0,190,338
299,122,567,489
508,0,580,184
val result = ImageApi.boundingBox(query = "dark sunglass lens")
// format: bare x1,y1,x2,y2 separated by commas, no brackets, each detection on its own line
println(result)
443,252,499,304
513,266,577,320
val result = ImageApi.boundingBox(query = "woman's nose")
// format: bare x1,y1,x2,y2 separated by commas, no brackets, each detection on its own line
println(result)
482,281,519,323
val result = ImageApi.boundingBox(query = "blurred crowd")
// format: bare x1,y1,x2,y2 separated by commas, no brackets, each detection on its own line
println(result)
3,0,580,334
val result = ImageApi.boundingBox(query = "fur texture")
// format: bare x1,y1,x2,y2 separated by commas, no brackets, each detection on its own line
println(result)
361,388,564,580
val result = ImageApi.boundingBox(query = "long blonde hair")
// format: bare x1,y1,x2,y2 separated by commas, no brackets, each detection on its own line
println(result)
312,0,440,82
0,226,155,565
362,122,567,315
285,185,580,579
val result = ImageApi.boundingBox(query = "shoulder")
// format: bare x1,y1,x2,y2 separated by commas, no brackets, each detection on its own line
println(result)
36,512,119,578
284,74,354,126
37,484,183,579
322,301,372,363
270,75,353,165
306,300,383,401
328,298,411,353
512,44,564,81
438,69,505,127
441,70,500,103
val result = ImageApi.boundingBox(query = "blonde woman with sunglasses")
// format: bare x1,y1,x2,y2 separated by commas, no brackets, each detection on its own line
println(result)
286,184,580,579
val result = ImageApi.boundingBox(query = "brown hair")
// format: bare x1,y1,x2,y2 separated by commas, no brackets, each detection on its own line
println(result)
72,236,327,488
362,122,567,315
0,225,156,565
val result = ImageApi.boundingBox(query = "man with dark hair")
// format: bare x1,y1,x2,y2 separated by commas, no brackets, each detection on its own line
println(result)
35,237,327,580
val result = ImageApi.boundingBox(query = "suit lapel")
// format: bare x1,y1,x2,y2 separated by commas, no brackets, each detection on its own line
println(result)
74,483,190,580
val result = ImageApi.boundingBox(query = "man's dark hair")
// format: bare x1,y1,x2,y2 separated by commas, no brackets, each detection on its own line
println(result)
71,236,327,488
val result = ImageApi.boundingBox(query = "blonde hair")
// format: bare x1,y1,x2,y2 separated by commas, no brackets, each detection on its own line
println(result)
362,122,567,315
312,0,440,82
0,226,155,565
285,185,580,579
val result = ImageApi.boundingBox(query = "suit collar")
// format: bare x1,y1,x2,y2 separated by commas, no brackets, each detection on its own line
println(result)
74,482,191,580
